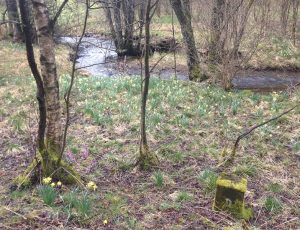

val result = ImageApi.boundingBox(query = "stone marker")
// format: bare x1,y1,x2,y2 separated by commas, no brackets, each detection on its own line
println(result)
213,174,252,220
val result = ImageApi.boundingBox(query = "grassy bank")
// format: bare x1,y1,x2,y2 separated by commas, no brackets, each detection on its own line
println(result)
0,40,299,229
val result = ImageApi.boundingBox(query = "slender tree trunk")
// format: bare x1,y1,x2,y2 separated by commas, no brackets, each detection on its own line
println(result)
122,0,135,55
137,0,146,52
209,0,225,64
103,0,139,56
5,0,23,41
231,0,255,59
280,0,291,37
112,0,124,54
19,0,46,153
292,0,299,45
138,0,158,169
170,0,205,81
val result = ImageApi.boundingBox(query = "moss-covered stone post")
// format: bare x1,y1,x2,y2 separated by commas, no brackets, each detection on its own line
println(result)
213,175,252,220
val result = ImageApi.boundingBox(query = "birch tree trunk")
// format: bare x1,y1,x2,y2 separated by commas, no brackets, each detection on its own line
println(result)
13,0,79,188
32,0,62,156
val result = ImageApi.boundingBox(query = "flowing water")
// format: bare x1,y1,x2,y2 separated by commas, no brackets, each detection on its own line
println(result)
58,36,300,91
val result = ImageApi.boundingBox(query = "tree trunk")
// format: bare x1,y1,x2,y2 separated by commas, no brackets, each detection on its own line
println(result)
209,0,225,64
138,0,158,169
5,0,23,41
32,0,62,155
103,0,139,56
13,0,79,188
137,0,146,52
122,0,135,55
170,0,206,81
231,0,254,60
280,0,291,37
19,0,46,153
292,0,299,45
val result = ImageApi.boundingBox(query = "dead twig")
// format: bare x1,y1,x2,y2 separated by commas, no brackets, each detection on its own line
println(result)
218,103,300,168
2,206,28,220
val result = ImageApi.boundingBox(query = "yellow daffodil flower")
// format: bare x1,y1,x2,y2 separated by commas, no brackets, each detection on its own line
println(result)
42,177,52,185
87,181,97,191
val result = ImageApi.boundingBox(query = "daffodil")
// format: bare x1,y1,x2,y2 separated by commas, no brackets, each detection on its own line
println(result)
103,219,108,225
87,181,97,191
42,177,52,185
50,182,56,187
57,181,62,187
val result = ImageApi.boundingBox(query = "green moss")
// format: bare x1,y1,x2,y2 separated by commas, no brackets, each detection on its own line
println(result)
13,159,40,188
137,145,159,170
13,147,82,189
216,177,247,193
214,175,252,220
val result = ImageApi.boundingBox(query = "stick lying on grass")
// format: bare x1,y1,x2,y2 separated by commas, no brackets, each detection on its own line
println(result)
218,103,300,168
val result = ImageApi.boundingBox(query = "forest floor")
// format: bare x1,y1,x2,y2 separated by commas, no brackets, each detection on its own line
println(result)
0,40,300,229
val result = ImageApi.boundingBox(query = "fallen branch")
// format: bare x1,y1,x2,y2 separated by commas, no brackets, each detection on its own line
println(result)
218,103,300,167
2,206,27,220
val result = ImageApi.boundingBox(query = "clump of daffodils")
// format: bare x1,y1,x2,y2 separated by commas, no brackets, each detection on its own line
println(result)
42,177,62,188
42,177,52,185
86,181,97,191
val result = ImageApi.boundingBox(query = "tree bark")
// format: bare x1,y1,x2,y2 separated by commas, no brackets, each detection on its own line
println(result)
32,0,62,158
280,0,291,37
5,0,23,41
292,0,299,45
170,0,205,81
19,0,46,152
103,0,139,56
122,0,135,54
209,0,225,64
14,0,79,188
138,0,158,169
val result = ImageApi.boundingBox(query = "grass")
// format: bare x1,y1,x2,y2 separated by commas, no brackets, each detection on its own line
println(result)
198,169,218,193
38,185,57,206
153,171,164,187
264,196,283,214
175,191,193,203
0,39,300,229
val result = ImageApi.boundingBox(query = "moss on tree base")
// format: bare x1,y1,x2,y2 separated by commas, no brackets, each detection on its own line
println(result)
137,145,159,170
213,175,252,220
12,151,82,189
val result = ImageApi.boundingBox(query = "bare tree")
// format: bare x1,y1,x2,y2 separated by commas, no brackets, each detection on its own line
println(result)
103,0,139,56
208,0,259,90
291,0,299,45
170,0,206,81
15,0,80,188
5,0,23,41
138,0,159,169
280,0,291,37
209,0,225,65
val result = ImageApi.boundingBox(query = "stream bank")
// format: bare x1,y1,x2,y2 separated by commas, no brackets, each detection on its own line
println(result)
57,36,300,92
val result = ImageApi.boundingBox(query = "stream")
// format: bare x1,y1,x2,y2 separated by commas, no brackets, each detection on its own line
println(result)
58,36,300,91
